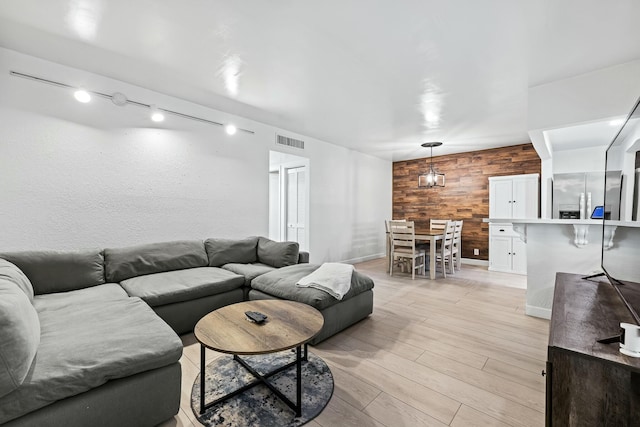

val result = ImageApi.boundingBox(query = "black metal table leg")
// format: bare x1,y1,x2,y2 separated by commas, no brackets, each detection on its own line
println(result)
199,345,307,416
200,344,205,414
296,345,302,417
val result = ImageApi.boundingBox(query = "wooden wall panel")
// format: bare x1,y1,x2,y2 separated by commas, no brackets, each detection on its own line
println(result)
392,144,541,260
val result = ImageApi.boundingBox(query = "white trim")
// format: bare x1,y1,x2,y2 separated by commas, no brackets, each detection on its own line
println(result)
461,258,489,267
488,173,540,182
525,304,552,320
341,253,386,265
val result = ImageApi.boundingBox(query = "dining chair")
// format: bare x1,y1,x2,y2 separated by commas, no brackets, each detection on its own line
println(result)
435,220,456,277
385,219,407,273
430,219,449,231
389,220,426,279
452,220,463,271
420,218,449,253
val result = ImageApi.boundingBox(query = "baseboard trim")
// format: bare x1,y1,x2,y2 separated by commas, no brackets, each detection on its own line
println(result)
462,258,489,267
525,304,551,320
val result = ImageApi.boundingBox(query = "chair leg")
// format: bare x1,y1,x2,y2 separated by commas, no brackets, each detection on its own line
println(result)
441,254,446,279
411,258,415,280
390,255,393,276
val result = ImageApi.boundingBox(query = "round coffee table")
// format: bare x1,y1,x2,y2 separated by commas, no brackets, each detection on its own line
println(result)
194,300,324,417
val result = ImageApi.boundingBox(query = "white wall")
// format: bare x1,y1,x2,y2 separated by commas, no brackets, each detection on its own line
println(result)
0,47,392,262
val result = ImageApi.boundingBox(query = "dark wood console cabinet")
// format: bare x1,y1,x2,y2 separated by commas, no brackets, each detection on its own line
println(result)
546,273,640,426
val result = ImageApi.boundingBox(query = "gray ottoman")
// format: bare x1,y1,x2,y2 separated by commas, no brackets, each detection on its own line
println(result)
248,264,374,345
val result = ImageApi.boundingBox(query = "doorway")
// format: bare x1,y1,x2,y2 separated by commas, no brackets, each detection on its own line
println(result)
269,151,309,251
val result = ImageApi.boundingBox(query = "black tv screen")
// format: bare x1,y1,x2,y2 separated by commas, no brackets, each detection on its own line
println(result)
602,95,640,325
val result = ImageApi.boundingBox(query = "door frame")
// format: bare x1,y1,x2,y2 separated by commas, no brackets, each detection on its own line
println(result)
277,158,310,251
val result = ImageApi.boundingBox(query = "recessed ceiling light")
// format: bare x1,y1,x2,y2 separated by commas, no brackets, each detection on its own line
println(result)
609,119,624,126
74,89,91,103
225,124,237,135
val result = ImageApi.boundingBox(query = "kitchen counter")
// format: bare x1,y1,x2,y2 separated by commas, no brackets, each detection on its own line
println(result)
483,218,640,320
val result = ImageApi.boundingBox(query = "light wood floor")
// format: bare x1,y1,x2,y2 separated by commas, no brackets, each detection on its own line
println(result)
159,258,549,427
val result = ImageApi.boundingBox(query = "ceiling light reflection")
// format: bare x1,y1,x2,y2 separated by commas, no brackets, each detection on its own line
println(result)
65,0,103,41
218,54,243,96
420,80,444,129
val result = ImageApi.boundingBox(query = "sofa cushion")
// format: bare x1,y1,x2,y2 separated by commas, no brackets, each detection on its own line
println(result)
251,263,375,310
119,267,245,307
104,240,208,282
34,283,129,311
257,237,300,268
204,237,258,267
0,289,182,424
222,263,277,285
0,277,40,399
0,259,34,302
0,249,105,295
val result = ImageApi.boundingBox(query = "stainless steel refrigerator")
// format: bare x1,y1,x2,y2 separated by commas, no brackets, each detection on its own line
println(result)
552,171,622,220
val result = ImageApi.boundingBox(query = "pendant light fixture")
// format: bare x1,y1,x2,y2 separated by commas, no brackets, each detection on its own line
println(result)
418,142,445,188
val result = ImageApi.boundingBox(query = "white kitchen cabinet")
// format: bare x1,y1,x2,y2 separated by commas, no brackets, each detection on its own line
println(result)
488,174,538,274
489,174,539,219
489,224,527,274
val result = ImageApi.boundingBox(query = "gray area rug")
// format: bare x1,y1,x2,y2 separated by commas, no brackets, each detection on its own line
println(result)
191,350,333,426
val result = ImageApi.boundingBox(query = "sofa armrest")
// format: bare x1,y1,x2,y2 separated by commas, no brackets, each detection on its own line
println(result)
298,252,309,264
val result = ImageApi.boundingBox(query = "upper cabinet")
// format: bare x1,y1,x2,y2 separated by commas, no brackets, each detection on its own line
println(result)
489,174,539,219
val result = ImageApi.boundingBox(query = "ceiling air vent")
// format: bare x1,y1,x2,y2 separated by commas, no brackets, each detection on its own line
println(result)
276,134,305,150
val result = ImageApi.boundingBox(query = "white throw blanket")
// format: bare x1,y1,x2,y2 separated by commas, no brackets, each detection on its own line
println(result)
296,262,354,300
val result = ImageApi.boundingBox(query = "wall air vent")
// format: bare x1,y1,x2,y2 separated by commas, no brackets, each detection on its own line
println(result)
276,134,305,150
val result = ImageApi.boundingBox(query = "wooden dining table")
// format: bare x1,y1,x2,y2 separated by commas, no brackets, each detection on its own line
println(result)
415,229,445,280
387,228,462,280
417,228,463,279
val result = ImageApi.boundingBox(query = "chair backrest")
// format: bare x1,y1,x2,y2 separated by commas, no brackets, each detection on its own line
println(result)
430,219,449,230
389,220,416,252
385,219,406,233
441,221,456,255
453,220,463,241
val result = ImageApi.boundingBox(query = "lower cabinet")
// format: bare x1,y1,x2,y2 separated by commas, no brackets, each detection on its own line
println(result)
546,273,640,426
488,223,526,274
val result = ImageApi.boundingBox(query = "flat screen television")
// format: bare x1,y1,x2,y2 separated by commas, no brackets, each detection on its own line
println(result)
602,95,640,326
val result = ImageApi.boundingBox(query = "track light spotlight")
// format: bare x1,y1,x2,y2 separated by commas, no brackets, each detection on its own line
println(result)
225,124,237,135
74,88,91,103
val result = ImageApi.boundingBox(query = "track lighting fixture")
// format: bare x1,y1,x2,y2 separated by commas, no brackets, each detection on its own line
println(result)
9,71,254,135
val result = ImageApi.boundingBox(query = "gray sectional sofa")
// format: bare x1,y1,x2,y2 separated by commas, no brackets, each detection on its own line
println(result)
0,236,374,426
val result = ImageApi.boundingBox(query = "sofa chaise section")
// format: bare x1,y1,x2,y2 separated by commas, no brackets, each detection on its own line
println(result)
0,252,183,427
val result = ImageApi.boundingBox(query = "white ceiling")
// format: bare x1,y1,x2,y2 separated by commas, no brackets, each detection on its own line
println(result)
0,0,639,161
545,120,625,152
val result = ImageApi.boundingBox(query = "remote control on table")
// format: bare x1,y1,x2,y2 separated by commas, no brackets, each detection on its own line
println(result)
245,311,268,324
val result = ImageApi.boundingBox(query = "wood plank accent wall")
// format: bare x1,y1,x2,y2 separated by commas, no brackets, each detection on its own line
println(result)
393,143,541,261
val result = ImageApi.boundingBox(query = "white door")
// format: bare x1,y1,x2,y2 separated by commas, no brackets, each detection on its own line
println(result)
491,180,513,218
489,236,512,272
285,166,306,249
511,237,527,274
